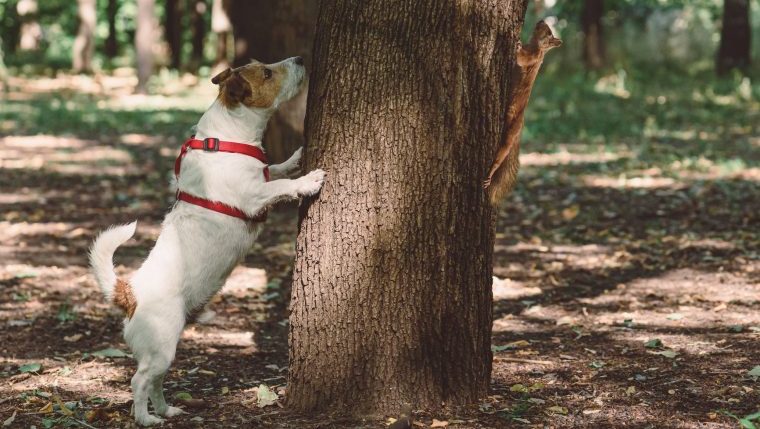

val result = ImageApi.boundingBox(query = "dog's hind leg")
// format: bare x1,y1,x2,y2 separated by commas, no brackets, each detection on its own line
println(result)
125,304,184,426
150,370,185,418
131,358,166,426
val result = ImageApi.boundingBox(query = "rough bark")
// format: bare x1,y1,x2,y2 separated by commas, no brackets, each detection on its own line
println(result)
289,0,528,415
17,0,42,51
211,0,231,68
190,0,208,71
581,0,604,70
717,0,751,75
105,0,119,58
135,0,156,94
73,0,96,73
226,0,318,162
165,0,183,69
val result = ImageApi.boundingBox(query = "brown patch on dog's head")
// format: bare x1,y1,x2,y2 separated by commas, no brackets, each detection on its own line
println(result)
211,60,287,109
114,279,137,319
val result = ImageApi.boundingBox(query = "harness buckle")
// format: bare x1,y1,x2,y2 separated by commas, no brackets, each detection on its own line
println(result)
203,138,220,152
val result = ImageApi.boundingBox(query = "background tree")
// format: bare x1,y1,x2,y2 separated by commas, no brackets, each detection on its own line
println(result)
17,0,42,51
716,0,750,75
104,0,119,59
226,0,318,161
135,0,156,93
289,0,528,414
211,0,231,68
164,0,183,70
189,0,208,72
582,0,605,70
72,0,96,73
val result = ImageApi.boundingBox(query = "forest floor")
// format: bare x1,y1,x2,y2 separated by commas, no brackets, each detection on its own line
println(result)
0,71,758,429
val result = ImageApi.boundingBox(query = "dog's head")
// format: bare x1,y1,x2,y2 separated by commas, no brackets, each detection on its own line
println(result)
211,57,305,110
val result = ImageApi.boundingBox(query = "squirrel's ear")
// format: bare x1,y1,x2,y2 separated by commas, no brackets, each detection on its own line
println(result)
211,68,233,85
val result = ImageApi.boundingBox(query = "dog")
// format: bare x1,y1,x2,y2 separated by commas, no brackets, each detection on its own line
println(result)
89,56,325,426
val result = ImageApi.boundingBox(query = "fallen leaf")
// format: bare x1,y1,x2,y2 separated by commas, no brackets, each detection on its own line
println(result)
562,205,579,220
92,348,129,358
644,339,663,349
221,386,229,395
510,384,528,393
54,396,73,417
626,386,636,395
430,419,449,428
174,392,193,400
712,303,727,312
748,366,760,380
38,402,54,414
546,406,568,415
19,363,41,373
666,313,684,321
651,350,677,358
256,384,278,408
2,411,16,427
64,334,83,342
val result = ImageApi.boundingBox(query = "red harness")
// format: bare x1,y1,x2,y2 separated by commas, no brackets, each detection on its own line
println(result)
174,137,270,222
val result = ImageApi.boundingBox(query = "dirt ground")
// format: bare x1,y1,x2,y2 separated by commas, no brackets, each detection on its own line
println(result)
1,75,758,428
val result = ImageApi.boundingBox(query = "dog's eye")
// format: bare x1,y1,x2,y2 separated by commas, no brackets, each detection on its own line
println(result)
263,68,272,80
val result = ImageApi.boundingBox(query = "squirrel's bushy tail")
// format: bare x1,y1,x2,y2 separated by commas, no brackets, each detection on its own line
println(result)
487,146,521,205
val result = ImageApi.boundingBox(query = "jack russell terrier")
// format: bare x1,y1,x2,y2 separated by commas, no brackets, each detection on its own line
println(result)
89,56,325,426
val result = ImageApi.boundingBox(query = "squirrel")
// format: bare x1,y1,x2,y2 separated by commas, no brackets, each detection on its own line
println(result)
483,20,562,204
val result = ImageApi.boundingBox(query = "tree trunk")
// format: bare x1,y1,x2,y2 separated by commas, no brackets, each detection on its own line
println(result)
135,0,156,94
581,0,604,70
105,0,119,58
289,0,528,415
72,0,96,73
17,0,42,51
165,0,182,69
226,0,318,162
717,0,751,75
190,0,207,71
211,0,231,68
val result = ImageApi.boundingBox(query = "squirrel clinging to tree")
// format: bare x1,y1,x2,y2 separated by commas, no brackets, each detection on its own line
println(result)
483,20,562,204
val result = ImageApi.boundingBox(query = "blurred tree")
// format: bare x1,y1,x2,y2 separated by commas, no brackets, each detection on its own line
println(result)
105,0,119,59
289,0,527,415
17,0,42,51
211,0,231,68
189,0,208,72
225,0,318,162
165,0,182,69
582,0,605,70
135,0,156,93
716,0,750,75
72,0,96,73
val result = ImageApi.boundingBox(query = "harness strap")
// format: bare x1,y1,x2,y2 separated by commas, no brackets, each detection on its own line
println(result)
174,137,270,222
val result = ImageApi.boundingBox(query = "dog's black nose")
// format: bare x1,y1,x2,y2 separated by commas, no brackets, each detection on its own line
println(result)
294,56,304,65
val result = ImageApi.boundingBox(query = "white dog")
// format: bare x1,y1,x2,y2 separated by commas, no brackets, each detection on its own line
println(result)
89,57,324,426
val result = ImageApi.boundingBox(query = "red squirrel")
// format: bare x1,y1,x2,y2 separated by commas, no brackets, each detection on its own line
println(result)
484,20,561,204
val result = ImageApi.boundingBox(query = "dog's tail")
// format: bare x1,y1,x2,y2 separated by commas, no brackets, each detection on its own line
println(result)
89,222,137,300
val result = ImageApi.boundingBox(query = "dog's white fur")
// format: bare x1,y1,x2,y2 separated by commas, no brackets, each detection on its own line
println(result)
90,57,324,426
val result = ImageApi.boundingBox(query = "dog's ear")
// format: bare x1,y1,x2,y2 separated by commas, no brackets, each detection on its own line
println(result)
219,72,250,106
211,68,233,85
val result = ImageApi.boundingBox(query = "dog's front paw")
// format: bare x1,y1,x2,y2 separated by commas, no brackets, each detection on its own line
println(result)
136,414,165,426
297,169,326,197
